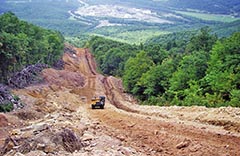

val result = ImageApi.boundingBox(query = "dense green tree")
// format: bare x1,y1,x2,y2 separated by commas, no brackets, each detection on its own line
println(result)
0,12,64,83
88,27,240,107
204,32,240,106
101,48,124,76
88,36,139,76
169,51,208,93
186,27,217,53
123,51,154,99
139,57,176,98
144,44,168,64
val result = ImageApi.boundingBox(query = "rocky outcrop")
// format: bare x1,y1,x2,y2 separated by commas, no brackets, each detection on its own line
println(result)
8,63,48,89
0,84,23,112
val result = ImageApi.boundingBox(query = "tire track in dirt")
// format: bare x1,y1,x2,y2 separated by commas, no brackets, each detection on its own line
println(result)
78,48,240,155
89,107,240,155
103,77,139,113
84,49,97,76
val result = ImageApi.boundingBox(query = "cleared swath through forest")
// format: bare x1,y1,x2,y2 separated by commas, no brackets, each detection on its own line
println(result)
1,46,240,155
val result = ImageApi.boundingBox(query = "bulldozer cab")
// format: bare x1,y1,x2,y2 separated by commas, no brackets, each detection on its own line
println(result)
91,96,105,109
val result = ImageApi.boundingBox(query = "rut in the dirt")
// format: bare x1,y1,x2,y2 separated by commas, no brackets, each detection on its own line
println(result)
103,77,139,113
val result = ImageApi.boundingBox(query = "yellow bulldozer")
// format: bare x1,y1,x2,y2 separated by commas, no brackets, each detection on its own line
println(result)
91,96,105,109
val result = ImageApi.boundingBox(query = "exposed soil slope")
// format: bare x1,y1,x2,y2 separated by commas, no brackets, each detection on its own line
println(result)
1,47,240,156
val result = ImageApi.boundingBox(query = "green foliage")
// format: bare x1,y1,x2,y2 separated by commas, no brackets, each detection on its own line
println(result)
139,57,176,98
169,51,209,92
182,81,207,106
88,36,139,76
212,20,240,37
0,102,14,112
229,90,240,107
89,26,239,107
123,51,154,99
167,0,240,16
0,12,64,83
176,11,239,23
0,0,82,36
13,95,20,101
1,0,239,46
186,27,217,53
204,32,240,105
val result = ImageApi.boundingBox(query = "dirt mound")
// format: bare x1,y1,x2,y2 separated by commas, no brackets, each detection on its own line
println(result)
13,110,42,121
42,69,85,89
1,127,83,155
0,114,8,127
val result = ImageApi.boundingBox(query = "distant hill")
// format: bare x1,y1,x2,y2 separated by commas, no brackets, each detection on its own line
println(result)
166,0,240,17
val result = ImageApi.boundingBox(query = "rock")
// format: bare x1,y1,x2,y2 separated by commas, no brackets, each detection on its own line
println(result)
176,139,191,149
84,146,93,152
118,147,134,156
33,124,50,135
82,133,95,141
0,84,23,111
11,129,21,136
44,144,55,153
14,152,25,156
74,124,87,137
116,135,125,141
25,150,47,156
189,144,202,152
128,123,136,127
37,143,46,151
49,85,61,92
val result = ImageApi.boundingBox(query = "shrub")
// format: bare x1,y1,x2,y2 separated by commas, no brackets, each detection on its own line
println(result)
0,101,14,112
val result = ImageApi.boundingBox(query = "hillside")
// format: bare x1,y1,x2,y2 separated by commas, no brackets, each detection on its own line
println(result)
1,45,240,155
166,0,240,16
0,12,64,84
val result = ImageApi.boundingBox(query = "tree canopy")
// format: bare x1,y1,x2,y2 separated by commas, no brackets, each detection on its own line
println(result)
0,12,64,83
88,27,240,107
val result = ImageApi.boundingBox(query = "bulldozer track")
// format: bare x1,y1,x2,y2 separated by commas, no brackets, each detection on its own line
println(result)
84,48,97,76
103,77,139,113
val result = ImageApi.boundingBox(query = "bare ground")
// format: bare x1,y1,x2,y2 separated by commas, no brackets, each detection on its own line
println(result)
1,47,240,156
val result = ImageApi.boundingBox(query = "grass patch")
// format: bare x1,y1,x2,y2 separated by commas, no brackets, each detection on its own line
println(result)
176,11,239,23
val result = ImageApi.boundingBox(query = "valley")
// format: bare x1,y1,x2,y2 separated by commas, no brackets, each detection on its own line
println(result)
1,0,239,45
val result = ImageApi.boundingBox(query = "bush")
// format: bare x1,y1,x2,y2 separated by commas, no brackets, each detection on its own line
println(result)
229,90,240,107
0,101,14,112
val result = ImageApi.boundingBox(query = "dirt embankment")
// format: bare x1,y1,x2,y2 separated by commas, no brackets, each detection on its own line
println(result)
1,47,240,156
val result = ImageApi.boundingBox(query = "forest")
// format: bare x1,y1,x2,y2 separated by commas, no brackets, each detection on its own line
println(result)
0,12,64,84
166,0,240,16
88,28,240,107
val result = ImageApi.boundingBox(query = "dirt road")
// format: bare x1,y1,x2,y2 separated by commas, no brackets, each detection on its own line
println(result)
1,47,240,155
